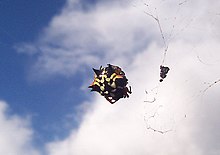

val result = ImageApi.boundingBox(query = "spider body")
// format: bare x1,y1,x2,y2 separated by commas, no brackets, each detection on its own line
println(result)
89,64,131,104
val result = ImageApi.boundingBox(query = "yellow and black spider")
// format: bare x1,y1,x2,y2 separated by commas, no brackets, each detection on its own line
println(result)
89,64,131,104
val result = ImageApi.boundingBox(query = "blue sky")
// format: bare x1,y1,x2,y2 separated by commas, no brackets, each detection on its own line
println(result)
0,0,220,155
0,0,87,146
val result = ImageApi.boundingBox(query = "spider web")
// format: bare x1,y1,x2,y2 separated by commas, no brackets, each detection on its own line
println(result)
130,0,220,134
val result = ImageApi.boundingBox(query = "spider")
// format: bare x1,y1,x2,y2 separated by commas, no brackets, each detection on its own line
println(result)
89,64,132,104
104,85,132,104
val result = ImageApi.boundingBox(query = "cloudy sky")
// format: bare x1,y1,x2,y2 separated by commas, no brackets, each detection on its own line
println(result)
0,0,220,154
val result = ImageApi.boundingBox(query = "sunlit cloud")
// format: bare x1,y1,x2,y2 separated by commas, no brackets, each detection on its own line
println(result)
14,0,220,155
0,101,40,155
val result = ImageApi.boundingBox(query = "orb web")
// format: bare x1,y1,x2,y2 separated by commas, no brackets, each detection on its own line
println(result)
129,0,220,134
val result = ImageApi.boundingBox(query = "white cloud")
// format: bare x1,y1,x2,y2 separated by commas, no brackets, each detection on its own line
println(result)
45,40,220,155
16,0,220,155
0,101,40,155
16,0,158,78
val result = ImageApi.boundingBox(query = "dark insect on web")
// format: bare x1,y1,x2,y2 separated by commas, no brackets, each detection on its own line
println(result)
88,64,132,104
159,65,170,82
